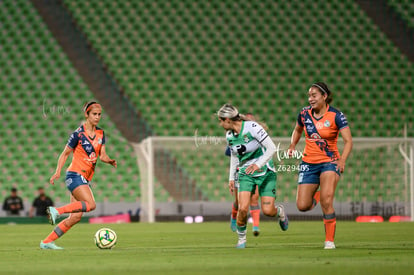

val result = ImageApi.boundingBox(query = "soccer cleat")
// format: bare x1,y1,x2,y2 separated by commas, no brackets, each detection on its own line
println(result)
46,206,59,225
40,241,64,250
230,216,237,232
277,205,289,231
252,226,260,237
235,239,246,249
324,241,336,249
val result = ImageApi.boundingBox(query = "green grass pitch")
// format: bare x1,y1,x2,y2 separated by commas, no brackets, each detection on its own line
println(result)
0,221,413,275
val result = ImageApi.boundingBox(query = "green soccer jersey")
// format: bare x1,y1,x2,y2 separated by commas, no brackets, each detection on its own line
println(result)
226,121,275,177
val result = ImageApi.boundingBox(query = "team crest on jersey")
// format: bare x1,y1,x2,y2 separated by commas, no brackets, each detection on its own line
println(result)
324,120,331,127
305,118,312,124
243,135,249,143
98,138,102,144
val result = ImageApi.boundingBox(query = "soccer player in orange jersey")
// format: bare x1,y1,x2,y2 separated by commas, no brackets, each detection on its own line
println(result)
288,82,353,249
40,101,117,249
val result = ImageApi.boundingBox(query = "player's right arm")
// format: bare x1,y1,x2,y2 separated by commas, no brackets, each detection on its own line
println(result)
288,123,303,156
50,145,73,185
288,110,305,155
228,152,239,195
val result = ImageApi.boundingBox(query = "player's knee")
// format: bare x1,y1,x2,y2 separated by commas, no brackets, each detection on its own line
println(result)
238,208,248,219
251,194,259,204
261,207,275,217
320,198,333,211
88,201,96,211
296,201,312,212
250,197,259,205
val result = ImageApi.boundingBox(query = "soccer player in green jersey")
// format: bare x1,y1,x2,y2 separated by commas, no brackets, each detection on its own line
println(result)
217,103,288,248
227,113,261,236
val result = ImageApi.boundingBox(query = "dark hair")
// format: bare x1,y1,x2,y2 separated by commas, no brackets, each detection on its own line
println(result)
311,82,333,104
83,101,98,114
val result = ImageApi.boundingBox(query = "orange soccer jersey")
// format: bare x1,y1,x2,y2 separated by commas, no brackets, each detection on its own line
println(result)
297,105,349,164
66,124,105,181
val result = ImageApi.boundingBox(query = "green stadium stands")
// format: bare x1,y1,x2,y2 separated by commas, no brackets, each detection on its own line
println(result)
388,0,414,28
63,0,413,139
59,0,414,202
1,0,413,204
0,0,146,204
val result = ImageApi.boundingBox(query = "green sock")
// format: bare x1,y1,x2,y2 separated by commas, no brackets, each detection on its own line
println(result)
236,225,247,239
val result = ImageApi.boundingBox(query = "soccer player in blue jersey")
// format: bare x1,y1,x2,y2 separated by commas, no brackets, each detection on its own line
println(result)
288,82,353,249
218,103,288,248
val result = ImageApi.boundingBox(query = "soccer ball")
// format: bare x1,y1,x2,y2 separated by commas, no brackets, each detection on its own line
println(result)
94,228,117,249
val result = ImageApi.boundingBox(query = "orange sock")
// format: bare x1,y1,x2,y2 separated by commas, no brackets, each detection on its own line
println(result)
231,202,238,219
312,191,321,209
43,220,72,243
56,201,91,215
323,213,336,242
250,205,260,227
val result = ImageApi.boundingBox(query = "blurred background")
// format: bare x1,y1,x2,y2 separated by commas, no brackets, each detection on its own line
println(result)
0,0,413,221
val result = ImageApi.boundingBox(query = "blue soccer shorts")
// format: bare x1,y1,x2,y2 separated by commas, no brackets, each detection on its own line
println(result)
297,161,340,184
65,171,90,192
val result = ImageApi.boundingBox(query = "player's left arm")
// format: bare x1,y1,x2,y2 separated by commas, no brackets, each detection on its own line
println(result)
337,127,353,173
100,145,117,167
245,124,277,174
335,111,353,173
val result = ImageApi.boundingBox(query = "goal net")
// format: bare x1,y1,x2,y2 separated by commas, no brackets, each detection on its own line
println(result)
132,137,414,223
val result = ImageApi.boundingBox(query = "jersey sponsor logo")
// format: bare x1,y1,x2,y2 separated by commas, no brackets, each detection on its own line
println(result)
306,125,315,131
316,122,323,129
324,120,331,127
82,140,90,145
305,118,312,124
310,133,322,140
232,144,247,155
257,128,267,139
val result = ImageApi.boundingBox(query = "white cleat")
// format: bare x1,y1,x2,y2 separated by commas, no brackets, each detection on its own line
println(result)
324,241,336,249
236,239,246,249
